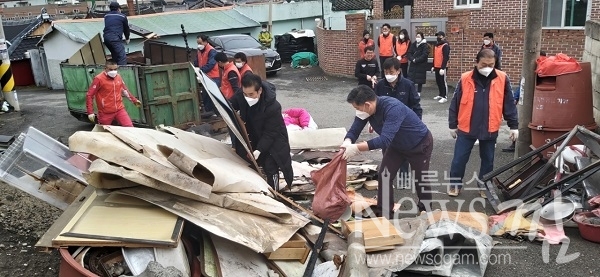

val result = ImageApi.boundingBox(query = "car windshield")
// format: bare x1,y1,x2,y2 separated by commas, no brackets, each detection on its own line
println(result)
222,36,262,49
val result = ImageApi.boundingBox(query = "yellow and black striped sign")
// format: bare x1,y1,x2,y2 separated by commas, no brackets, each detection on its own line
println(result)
0,59,14,92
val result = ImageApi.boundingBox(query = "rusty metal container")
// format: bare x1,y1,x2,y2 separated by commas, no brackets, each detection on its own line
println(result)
529,123,598,159
530,62,595,129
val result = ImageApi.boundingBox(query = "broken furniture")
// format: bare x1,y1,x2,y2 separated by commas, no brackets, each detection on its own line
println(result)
480,125,600,218
342,217,404,252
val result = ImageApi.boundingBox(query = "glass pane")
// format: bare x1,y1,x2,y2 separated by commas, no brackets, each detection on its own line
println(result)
472,0,480,3
564,0,588,26
542,0,564,27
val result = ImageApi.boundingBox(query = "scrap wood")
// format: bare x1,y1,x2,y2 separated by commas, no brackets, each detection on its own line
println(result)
346,188,377,214
210,233,270,276
424,210,489,234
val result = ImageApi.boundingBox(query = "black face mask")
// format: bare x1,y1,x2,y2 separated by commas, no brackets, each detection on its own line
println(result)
437,38,443,43
364,38,369,42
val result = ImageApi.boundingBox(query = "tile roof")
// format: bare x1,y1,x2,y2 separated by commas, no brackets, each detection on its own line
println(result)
331,0,371,11
10,37,40,61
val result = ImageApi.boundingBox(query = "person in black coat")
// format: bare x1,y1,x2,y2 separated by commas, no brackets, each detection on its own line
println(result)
407,32,430,95
230,73,293,190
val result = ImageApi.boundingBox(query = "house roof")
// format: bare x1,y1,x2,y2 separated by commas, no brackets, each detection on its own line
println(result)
331,0,371,11
10,37,41,61
49,7,260,44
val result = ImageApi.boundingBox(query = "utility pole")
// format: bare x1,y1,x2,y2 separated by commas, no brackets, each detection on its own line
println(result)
0,15,20,111
268,0,273,31
515,0,544,158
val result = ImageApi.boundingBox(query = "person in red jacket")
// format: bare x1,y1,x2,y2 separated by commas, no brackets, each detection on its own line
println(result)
358,30,374,59
86,60,141,126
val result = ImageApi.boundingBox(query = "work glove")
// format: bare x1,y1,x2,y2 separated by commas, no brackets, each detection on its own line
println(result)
125,39,130,44
431,67,435,72
341,144,360,160
366,75,372,81
439,69,445,76
449,129,457,139
134,100,142,108
341,138,352,148
88,114,96,123
397,56,402,60
509,129,519,141
253,150,261,159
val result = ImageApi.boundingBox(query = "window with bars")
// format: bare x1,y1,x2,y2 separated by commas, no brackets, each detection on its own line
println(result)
543,0,590,28
454,0,481,8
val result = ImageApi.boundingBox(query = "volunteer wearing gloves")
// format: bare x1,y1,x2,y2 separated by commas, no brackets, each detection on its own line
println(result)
86,60,141,127
447,49,519,197
341,85,433,218
230,73,293,191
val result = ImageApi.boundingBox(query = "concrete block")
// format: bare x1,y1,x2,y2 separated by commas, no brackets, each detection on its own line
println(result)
586,20,600,40
585,38,592,54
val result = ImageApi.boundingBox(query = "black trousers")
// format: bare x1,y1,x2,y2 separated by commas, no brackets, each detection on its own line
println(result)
377,131,433,218
434,68,448,98
400,62,409,79
259,153,280,190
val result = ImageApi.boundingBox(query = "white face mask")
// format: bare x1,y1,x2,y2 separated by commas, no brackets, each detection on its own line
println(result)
478,67,494,77
382,31,389,35
483,39,491,46
355,110,370,120
245,96,259,107
197,44,205,50
399,34,405,40
416,37,422,43
235,62,244,68
106,70,118,78
385,74,397,83
262,29,267,32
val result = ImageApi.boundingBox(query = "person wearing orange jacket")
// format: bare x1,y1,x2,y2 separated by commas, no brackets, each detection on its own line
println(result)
234,52,254,77
432,31,451,103
377,24,396,78
215,52,241,100
86,59,141,127
194,34,220,114
395,29,411,78
358,30,374,59
447,49,518,197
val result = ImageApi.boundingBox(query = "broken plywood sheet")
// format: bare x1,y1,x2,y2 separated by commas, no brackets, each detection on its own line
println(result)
53,190,183,248
117,186,310,253
210,233,270,277
426,211,489,234
69,131,212,199
102,125,270,194
288,128,347,150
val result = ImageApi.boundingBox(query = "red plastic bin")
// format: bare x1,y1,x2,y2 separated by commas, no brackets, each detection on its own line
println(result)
59,248,98,277
572,212,600,244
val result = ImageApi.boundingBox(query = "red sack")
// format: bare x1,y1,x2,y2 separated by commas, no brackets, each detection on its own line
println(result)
535,53,582,77
311,150,351,221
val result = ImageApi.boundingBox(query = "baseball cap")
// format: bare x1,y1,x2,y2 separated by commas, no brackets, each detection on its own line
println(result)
109,1,120,10
435,31,446,37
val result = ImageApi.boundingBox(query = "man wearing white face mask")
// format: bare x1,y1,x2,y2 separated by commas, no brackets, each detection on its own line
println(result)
374,57,422,119
86,60,141,127
341,85,433,218
230,73,293,191
234,52,254,77
194,34,220,115
481,32,502,70
447,49,518,197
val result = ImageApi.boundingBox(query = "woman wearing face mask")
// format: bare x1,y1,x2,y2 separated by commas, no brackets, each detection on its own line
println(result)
229,73,293,191
395,29,411,78
447,49,518,197
359,30,375,59
407,32,429,95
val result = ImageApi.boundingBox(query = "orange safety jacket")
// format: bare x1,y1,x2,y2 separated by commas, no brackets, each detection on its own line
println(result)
86,72,138,115
197,44,220,79
358,38,374,59
395,40,410,63
458,70,506,133
220,63,241,99
378,34,394,57
434,43,448,68
239,63,253,77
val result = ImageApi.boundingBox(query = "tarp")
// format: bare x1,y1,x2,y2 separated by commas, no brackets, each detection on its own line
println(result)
536,53,582,77
291,52,318,68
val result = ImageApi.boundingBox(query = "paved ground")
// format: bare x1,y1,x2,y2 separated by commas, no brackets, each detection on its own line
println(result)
0,64,598,276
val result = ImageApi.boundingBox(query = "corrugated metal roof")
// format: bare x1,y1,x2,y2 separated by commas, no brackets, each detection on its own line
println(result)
51,7,260,42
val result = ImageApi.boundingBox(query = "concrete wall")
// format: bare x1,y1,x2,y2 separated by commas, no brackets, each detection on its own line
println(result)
42,32,85,90
583,20,600,123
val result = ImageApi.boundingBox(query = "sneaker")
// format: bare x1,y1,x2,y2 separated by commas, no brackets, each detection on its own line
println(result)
433,96,442,100
438,97,448,103
447,186,462,197
479,190,488,199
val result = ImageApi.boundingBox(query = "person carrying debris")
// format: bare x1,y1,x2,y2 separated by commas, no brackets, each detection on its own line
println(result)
194,34,220,115
86,60,141,127
102,1,130,66
258,24,273,48
341,85,434,218
234,52,254,77
447,49,518,197
215,52,241,100
230,73,293,190
282,108,318,131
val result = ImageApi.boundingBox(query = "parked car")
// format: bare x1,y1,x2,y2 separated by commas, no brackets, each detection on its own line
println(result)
208,34,282,76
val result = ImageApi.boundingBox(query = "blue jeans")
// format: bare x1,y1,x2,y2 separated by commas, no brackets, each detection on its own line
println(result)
449,135,496,189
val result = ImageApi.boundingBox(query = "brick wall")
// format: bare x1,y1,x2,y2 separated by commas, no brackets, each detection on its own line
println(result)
583,20,600,122
316,13,365,77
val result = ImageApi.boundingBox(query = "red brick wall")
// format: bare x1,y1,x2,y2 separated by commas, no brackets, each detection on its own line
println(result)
316,13,365,77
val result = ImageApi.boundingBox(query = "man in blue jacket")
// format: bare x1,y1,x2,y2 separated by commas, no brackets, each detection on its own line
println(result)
341,85,433,218
448,49,518,197
103,2,130,65
375,57,422,119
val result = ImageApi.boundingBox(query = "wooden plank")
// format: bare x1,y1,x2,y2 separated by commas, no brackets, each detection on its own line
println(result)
246,55,266,80
129,24,153,37
364,180,378,191
265,248,308,260
341,217,404,248
280,233,308,248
